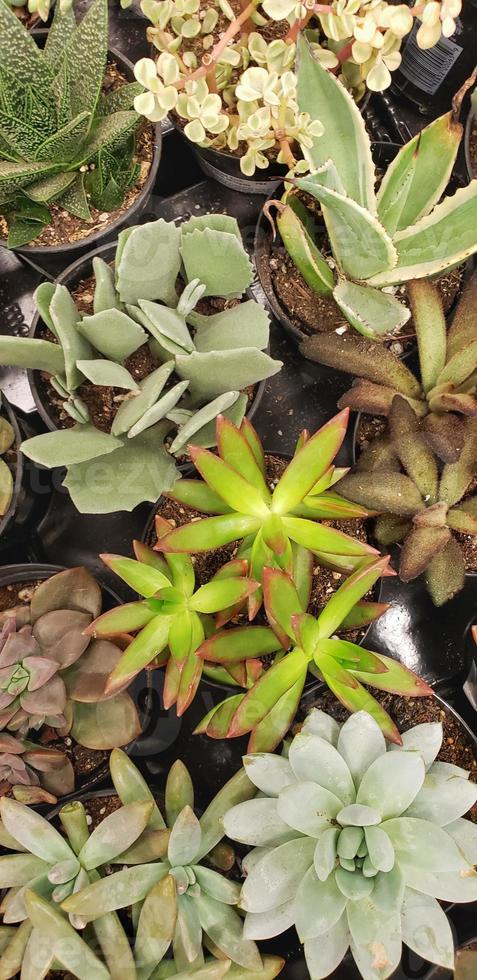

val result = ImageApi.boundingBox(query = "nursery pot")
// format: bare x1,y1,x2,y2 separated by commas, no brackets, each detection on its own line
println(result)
171,119,288,196
0,32,162,258
28,240,268,432
0,563,153,799
254,142,470,348
424,937,477,980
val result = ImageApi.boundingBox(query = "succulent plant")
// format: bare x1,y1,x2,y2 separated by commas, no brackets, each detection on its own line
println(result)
135,0,449,175
0,790,156,977
0,731,74,804
0,213,280,514
223,708,477,980
0,567,141,790
155,410,378,613
0,0,145,248
195,557,432,751
266,38,477,338
336,396,477,606
85,533,261,711
0,414,15,520
60,749,278,977
302,274,477,459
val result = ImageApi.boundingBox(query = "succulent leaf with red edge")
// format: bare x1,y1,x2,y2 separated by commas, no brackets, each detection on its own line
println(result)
156,412,378,611
194,557,430,751
337,396,477,606
88,531,260,715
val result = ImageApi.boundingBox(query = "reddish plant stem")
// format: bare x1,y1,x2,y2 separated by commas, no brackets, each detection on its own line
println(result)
175,0,260,90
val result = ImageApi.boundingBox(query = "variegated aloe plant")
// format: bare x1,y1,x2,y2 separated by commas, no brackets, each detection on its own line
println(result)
0,567,141,801
60,749,282,978
195,558,431,752
302,272,477,461
0,213,280,514
336,397,477,606
155,410,379,612
0,0,144,248
223,709,477,980
266,38,477,339
85,533,261,709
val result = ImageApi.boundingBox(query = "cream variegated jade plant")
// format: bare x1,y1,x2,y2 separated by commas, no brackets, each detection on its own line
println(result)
0,213,280,514
134,0,457,175
268,38,477,338
223,709,477,980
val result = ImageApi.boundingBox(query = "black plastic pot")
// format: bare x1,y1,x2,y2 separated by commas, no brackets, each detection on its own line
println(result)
0,563,153,799
425,936,477,980
28,239,267,432
0,33,162,258
465,108,475,182
254,142,471,348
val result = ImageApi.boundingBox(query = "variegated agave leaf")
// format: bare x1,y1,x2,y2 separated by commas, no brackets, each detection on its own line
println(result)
223,711,477,980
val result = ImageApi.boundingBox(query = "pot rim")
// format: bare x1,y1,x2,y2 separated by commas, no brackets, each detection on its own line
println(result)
141,448,385,698
0,397,24,541
27,239,267,432
0,36,162,256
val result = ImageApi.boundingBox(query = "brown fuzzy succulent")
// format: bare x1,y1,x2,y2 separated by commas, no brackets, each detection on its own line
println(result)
336,396,477,606
300,273,477,465
0,567,141,801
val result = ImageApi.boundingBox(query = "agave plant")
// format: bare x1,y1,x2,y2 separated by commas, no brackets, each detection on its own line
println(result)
265,37,477,339
0,567,140,800
223,708,477,980
0,731,74,804
336,396,477,606
195,558,432,752
0,213,280,514
0,414,15,520
302,273,477,461
0,0,145,248
135,0,448,175
86,532,262,709
60,749,274,976
155,410,379,613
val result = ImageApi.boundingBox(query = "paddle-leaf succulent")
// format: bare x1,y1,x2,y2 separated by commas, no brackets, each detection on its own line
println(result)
223,709,477,980
0,0,143,247
0,414,15,520
0,213,280,514
267,39,477,339
195,558,431,751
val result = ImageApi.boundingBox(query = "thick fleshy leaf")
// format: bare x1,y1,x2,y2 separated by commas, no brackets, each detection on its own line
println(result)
316,558,389,640
346,864,403,950
276,203,334,298
400,887,454,970
240,837,315,913
333,280,410,339
243,754,296,796
337,471,423,515
165,760,194,828
243,901,295,940
175,348,281,401
404,771,477,825
117,218,182,307
216,415,270,497
288,733,355,805
271,410,349,515
335,868,374,901
304,914,350,980
188,446,269,518
365,827,395,873
157,514,261,553
21,425,122,467
197,767,256,861
85,601,156,638
100,555,171,597
383,817,469,872
223,798,295,847
110,747,165,828
0,854,50,889
24,889,109,979
197,894,262,970
402,865,477,903
198,626,281,665
192,866,240,905
180,227,252,298
70,692,141,749
302,708,340,745
104,616,171,694
300,330,421,400
337,711,386,787
277,781,341,836
190,578,259,614
282,516,379,557
263,567,304,644
357,753,425,819
227,649,308,736
61,864,169,919
0,799,72,864
168,805,201,866
294,866,346,942
165,480,231,515
400,525,451,581
78,802,153,870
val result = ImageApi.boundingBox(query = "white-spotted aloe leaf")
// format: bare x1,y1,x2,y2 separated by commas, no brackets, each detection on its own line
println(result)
63,0,108,125
377,111,462,235
368,182,477,287
333,280,410,339
116,218,182,307
296,35,375,211
294,175,396,282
